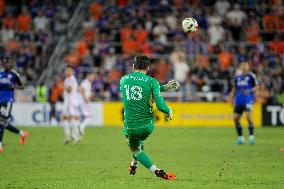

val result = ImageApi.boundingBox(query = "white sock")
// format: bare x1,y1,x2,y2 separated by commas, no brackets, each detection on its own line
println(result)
79,117,92,135
0,142,2,147
19,130,24,137
249,135,254,140
71,120,80,142
131,159,139,167
149,165,158,174
62,120,71,141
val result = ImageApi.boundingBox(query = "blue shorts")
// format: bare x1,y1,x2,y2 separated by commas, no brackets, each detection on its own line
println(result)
234,104,252,114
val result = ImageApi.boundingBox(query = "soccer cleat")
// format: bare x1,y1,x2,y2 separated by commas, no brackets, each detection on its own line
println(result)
236,137,245,145
155,170,176,180
20,131,29,145
74,139,81,144
0,146,4,153
64,139,71,144
279,148,284,152
249,136,255,145
129,165,137,175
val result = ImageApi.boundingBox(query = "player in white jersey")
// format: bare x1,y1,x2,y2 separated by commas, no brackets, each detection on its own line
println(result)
61,67,81,144
79,72,95,136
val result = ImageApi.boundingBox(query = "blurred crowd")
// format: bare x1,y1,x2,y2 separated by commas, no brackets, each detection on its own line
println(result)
1,0,284,104
62,0,284,104
0,0,77,83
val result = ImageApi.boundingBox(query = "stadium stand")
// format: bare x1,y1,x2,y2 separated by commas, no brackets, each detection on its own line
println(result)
1,0,283,104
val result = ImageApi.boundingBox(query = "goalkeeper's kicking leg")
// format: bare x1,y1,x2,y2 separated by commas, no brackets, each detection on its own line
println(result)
127,138,176,180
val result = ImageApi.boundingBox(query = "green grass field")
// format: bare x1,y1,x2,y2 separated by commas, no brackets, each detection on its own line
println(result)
0,127,284,189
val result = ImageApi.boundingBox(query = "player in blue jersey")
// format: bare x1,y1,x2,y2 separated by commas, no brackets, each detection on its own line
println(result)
230,62,258,145
0,57,29,153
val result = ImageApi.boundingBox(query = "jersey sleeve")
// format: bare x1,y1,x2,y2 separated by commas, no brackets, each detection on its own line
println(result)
152,79,170,114
160,84,165,92
11,70,23,86
119,77,124,92
250,73,258,87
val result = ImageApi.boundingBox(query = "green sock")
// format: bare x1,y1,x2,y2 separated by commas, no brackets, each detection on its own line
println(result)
136,151,153,169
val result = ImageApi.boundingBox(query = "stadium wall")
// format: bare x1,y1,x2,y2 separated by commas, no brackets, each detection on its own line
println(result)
11,103,103,127
262,105,284,126
11,102,262,127
104,102,262,128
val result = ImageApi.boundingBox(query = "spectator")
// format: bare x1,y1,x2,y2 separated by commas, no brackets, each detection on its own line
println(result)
262,9,279,40
89,2,102,20
218,48,233,70
214,0,230,16
269,35,284,55
3,13,16,29
207,23,225,45
33,11,49,31
207,9,222,26
0,26,15,42
36,83,48,102
246,19,261,44
17,8,32,32
170,49,189,84
0,0,4,17
49,78,64,125
226,4,247,41
153,19,169,45
155,59,170,83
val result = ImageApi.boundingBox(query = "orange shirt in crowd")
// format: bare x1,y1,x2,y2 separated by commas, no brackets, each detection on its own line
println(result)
269,40,284,55
140,42,153,55
155,60,169,83
246,22,261,44
120,27,133,42
174,0,183,8
89,2,102,20
50,81,64,103
108,69,122,82
5,40,20,53
122,39,138,54
262,14,279,32
3,16,16,29
76,40,89,58
0,0,5,17
64,52,80,67
17,14,32,31
218,51,233,70
84,28,96,42
135,29,148,44
117,0,127,6
195,54,210,68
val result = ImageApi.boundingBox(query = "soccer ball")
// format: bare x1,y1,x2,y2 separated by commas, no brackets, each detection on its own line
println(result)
182,17,198,33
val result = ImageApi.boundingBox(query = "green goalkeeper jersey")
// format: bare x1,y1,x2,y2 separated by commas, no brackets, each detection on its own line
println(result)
120,72,170,129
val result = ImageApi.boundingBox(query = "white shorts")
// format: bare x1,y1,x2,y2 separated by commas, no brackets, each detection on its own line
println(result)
79,103,92,117
62,103,80,116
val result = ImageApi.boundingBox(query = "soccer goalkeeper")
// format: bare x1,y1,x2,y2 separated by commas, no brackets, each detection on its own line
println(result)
120,56,180,180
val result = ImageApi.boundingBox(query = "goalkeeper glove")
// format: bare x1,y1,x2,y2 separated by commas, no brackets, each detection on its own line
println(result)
164,80,180,91
165,108,173,121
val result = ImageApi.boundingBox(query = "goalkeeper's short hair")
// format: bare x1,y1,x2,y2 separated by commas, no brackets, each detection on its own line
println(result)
133,55,150,71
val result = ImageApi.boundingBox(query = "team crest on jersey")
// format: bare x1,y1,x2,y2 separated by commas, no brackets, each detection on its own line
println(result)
237,76,248,86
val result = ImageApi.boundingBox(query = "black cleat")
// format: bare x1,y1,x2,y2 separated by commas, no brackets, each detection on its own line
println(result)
129,165,137,175
155,169,176,180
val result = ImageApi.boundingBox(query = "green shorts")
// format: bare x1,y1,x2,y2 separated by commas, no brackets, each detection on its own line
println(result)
124,121,154,151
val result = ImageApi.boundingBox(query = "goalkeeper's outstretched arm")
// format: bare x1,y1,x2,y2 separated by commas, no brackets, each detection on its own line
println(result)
153,79,171,114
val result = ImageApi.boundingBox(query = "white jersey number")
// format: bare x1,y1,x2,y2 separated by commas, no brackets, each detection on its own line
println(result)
124,85,142,101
